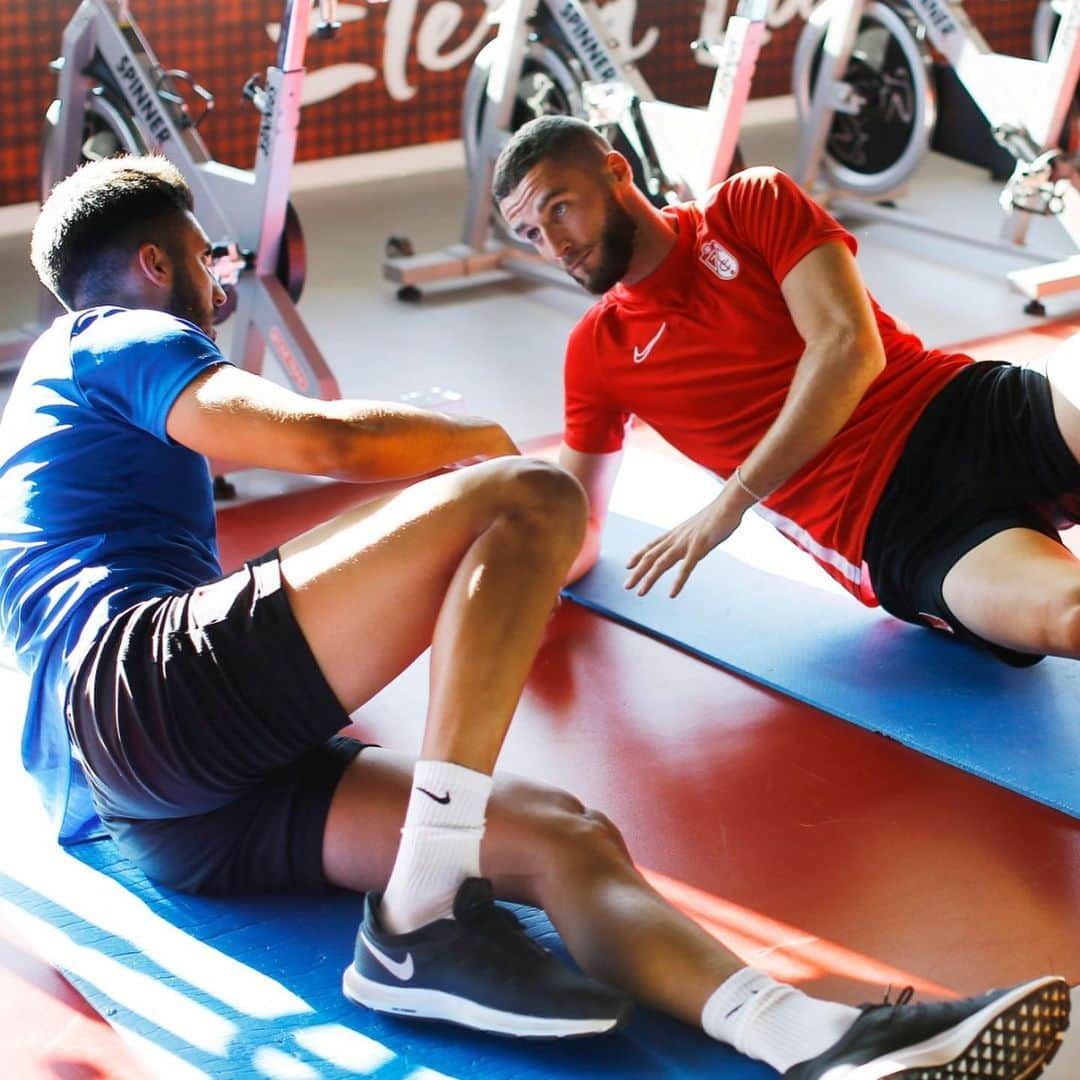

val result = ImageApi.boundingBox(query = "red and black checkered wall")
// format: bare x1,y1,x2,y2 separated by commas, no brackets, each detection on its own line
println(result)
0,0,1041,207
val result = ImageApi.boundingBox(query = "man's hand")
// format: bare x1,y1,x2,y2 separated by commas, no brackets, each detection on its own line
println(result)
624,492,747,598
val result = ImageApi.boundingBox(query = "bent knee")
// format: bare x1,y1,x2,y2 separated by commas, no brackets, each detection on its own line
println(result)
1054,589,1080,656
495,458,588,541
528,792,631,873
493,778,628,860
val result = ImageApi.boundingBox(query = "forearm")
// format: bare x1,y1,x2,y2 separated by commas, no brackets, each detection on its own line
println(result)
734,330,884,503
555,444,623,584
565,518,603,584
316,400,518,482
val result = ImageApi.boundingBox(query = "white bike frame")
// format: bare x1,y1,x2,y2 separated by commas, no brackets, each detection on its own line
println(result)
796,0,1080,305
382,0,768,297
14,0,342,400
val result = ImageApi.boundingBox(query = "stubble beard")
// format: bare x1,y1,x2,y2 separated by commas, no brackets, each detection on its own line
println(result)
578,194,638,295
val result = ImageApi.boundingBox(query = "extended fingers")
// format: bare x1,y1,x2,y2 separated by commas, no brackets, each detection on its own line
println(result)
635,546,686,595
626,531,670,571
668,547,704,598
625,531,677,586
625,535,689,594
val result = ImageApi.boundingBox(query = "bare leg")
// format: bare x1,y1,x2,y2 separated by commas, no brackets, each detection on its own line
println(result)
278,456,587,770
277,456,733,1025
282,454,590,939
942,528,1080,659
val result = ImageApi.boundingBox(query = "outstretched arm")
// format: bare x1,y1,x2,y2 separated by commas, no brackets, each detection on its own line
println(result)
166,364,518,482
626,238,886,597
556,443,624,583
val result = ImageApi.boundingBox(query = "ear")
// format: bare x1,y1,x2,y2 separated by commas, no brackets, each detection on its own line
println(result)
133,241,172,290
604,151,634,190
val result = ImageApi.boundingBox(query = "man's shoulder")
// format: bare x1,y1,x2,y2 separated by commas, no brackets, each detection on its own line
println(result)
702,165,791,215
69,308,223,393
568,296,607,339
72,306,213,353
567,294,625,357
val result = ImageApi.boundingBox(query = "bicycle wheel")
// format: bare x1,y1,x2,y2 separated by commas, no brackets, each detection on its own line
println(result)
42,89,147,199
463,37,586,185
1032,0,1061,61
792,0,935,197
463,34,667,245
1032,0,1080,160
463,36,589,245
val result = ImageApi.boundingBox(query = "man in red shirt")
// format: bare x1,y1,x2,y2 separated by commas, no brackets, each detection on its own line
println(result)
494,116,1080,667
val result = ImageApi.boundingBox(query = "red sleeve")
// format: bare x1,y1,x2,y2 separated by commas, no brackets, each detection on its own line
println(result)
705,167,856,284
563,309,630,454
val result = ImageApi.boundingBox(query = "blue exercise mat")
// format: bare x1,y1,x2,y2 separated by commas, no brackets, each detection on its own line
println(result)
565,514,1080,819
0,836,774,1079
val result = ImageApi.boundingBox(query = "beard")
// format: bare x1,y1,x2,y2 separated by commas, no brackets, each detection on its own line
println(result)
167,262,214,337
577,193,637,295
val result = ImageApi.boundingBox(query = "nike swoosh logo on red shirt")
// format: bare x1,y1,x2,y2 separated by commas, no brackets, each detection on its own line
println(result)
633,322,667,364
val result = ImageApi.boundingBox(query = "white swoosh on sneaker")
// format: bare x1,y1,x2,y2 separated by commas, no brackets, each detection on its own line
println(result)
633,321,667,364
360,931,415,981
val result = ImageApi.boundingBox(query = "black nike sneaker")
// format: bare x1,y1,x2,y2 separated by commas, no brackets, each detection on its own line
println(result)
342,877,632,1038
784,976,1070,1079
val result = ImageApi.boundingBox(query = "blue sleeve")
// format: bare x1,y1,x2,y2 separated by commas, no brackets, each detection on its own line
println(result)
70,308,227,443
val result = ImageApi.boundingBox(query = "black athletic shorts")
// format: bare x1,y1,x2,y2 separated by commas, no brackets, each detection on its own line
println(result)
66,551,365,895
864,360,1080,667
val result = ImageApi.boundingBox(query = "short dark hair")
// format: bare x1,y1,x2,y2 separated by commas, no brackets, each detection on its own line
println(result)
492,115,612,203
31,155,194,310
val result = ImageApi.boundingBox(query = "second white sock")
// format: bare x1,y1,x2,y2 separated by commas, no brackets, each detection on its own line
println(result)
380,760,494,935
701,967,860,1072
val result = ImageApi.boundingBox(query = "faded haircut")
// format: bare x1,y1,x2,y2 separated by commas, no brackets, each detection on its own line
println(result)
492,115,612,203
31,155,194,310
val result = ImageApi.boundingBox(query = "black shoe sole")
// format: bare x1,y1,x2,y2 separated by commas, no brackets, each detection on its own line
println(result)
878,976,1071,1080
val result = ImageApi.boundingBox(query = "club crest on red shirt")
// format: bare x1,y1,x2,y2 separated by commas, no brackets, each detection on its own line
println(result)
699,239,740,280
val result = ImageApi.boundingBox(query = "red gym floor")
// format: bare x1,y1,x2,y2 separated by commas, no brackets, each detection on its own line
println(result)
3,329,1079,1076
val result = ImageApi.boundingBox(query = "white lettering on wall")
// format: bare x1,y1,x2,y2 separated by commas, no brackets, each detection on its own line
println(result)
269,0,660,107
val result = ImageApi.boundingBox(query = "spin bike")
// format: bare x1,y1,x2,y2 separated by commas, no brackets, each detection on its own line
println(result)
383,0,769,299
791,0,1080,310
35,0,345,409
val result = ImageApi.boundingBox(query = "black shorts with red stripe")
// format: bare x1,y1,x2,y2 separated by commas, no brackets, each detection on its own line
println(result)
863,360,1080,666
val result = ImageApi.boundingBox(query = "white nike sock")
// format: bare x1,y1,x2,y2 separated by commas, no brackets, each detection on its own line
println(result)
701,967,860,1073
379,760,494,935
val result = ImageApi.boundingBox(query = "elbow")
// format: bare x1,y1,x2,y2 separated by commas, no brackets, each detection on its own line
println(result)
855,326,887,381
833,326,886,390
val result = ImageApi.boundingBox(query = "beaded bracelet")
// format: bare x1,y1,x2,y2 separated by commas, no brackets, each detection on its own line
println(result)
734,466,768,503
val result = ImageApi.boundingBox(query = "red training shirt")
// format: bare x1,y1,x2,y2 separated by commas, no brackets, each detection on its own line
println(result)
563,167,971,603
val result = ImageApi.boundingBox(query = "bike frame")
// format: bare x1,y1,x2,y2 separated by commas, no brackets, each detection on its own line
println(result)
796,0,1080,304
383,0,768,297
38,0,341,399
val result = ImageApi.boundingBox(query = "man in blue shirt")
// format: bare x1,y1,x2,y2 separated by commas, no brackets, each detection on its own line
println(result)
0,155,1068,1076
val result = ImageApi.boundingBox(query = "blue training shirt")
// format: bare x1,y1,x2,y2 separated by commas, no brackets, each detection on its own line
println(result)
0,307,227,842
